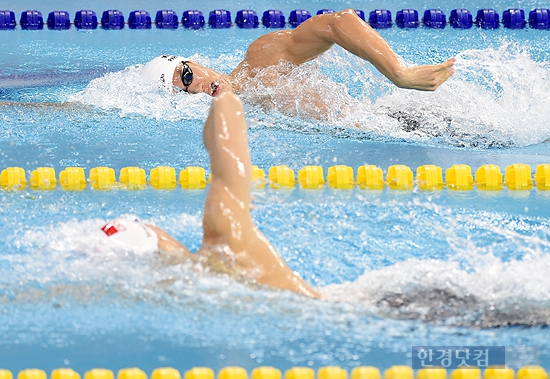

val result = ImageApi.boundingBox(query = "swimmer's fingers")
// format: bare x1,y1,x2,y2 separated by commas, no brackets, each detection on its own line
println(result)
439,66,456,85
432,59,456,89
440,57,456,68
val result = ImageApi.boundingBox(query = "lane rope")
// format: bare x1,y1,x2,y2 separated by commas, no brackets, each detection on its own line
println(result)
3,365,548,379
1,163,549,191
0,8,548,30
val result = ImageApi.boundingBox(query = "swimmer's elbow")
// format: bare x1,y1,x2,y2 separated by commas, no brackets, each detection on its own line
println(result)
332,9,365,28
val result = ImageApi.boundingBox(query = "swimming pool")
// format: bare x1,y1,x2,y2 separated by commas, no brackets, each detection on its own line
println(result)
1,0,550,374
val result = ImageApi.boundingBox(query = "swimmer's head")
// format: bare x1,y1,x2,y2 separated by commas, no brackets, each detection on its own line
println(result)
141,55,187,87
101,218,158,255
141,55,233,97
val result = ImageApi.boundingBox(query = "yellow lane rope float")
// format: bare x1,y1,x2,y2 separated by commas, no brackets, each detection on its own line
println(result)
4,365,548,379
1,164,549,191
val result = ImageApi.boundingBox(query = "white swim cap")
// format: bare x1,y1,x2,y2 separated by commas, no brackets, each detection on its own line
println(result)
141,55,188,85
101,218,159,255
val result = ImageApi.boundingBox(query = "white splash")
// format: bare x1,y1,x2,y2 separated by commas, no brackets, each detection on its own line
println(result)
68,41,550,148
68,64,212,121
321,204,550,326
371,40,550,148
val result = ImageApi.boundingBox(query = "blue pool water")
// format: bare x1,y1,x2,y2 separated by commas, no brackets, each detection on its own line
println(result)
1,0,550,374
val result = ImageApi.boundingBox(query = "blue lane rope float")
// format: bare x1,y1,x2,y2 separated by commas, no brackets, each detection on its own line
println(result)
475,9,500,29
262,10,285,28
2,365,549,379
288,9,311,27
101,9,124,29
74,10,98,29
236,10,258,28
396,9,419,28
208,9,232,29
182,10,205,29
19,10,44,30
449,9,473,28
155,9,179,29
369,9,392,29
1,7,549,30
423,9,446,28
46,10,71,30
1,163,549,191
0,10,16,29
128,10,151,29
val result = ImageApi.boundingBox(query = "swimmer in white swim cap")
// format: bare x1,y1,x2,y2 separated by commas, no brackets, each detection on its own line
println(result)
141,9,455,101
141,55,191,90
101,92,319,298
101,218,159,255
100,217,193,260
141,54,228,96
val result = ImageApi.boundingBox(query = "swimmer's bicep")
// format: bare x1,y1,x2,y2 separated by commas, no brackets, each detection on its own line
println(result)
284,14,337,64
201,182,237,243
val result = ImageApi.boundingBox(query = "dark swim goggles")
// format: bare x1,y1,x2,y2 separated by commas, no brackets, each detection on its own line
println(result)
179,61,193,92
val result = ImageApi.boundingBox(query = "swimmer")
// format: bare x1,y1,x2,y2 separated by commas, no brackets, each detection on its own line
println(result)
141,9,455,98
100,92,320,299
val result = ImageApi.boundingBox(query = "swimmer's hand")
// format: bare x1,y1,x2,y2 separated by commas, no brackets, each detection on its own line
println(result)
394,58,456,91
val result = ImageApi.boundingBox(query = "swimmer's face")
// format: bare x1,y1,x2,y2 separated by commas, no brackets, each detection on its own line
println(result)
171,61,233,97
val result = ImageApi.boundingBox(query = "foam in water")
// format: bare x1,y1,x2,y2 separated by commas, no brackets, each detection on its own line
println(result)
68,65,212,121
67,53,243,121
322,200,550,327
3,198,550,328
69,40,550,149
373,39,550,148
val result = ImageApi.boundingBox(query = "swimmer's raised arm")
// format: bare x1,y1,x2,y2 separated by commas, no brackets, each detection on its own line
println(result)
238,9,455,91
200,92,319,298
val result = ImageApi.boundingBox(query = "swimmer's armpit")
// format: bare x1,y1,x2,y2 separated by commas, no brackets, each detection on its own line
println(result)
146,224,195,264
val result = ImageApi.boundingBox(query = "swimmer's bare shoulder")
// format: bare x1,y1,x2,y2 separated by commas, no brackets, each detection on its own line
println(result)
145,224,197,264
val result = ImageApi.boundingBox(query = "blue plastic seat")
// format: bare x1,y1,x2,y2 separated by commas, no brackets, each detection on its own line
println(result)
20,10,44,30
289,9,310,27
182,10,205,29
396,9,419,28
129,10,151,29
0,10,16,30
209,9,232,28
316,9,334,15
74,10,98,29
369,9,392,28
449,9,472,28
101,10,124,29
